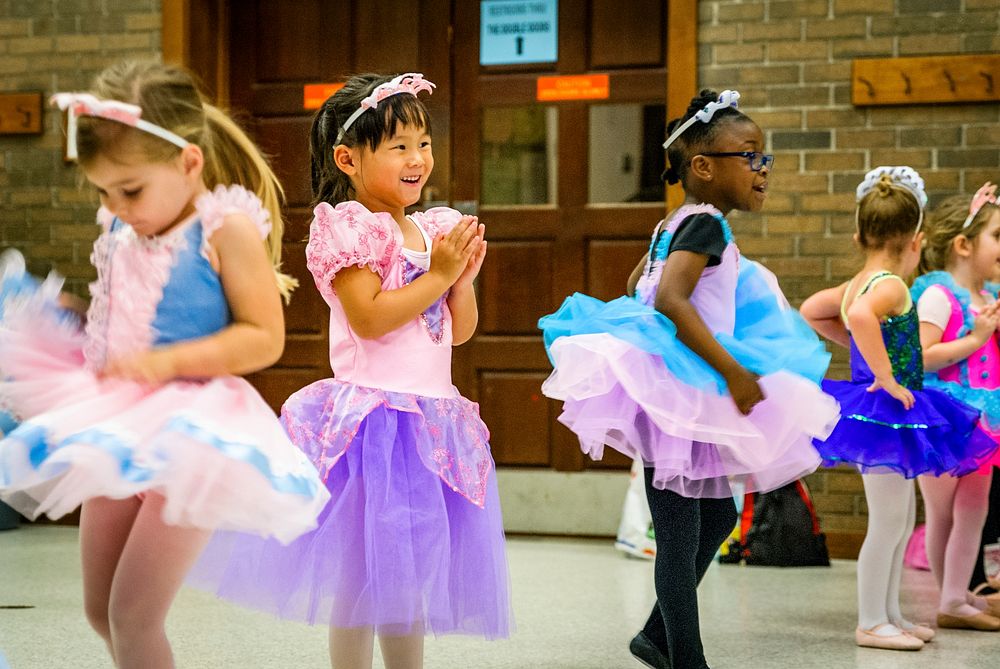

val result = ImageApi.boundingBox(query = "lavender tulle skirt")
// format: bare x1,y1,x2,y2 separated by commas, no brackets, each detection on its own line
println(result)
190,380,512,638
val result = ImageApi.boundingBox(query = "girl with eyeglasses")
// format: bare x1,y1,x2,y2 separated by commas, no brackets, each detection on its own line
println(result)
802,168,997,651
909,183,1000,631
540,88,838,669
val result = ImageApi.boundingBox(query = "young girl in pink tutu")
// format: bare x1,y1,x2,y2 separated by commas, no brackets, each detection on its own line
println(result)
803,168,997,651
540,89,839,669
0,60,329,667
911,182,1000,630
191,73,511,669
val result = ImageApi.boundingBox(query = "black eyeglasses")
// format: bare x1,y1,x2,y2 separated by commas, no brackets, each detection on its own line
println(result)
699,151,774,172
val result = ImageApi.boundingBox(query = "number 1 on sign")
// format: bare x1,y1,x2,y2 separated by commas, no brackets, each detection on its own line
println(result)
515,36,523,55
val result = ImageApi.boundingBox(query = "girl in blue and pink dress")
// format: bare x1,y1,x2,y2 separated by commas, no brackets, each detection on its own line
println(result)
191,73,510,669
0,61,328,667
540,89,838,669
911,182,1000,630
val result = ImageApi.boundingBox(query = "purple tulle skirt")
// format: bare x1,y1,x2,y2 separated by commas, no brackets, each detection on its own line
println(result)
814,380,999,477
189,380,512,638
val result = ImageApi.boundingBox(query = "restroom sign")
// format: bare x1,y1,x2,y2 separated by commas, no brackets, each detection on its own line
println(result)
480,0,558,66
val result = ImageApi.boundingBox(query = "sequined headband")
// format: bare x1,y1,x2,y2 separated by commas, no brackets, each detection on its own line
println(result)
335,73,436,145
662,89,740,151
50,92,190,161
963,182,998,229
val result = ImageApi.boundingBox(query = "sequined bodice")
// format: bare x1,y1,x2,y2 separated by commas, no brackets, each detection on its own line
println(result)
849,306,924,390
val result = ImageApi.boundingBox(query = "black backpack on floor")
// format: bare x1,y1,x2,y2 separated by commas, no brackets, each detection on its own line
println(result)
721,480,830,567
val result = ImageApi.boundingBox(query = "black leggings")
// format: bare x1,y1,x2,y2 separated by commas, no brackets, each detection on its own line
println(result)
970,466,1000,592
641,469,737,669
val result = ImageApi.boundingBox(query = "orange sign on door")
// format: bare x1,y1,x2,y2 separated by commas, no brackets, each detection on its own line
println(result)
303,83,345,110
536,74,610,101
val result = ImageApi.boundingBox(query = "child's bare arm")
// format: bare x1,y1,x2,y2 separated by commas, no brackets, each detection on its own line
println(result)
800,283,850,348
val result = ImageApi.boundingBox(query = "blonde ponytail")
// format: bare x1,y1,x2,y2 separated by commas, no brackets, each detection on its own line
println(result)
202,104,297,301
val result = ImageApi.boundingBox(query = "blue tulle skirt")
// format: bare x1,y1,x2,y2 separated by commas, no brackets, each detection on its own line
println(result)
814,380,998,477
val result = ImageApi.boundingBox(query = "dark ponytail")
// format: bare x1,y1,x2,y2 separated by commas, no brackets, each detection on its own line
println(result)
309,73,433,208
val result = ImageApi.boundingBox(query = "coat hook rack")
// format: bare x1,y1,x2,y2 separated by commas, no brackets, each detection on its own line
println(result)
852,53,1000,106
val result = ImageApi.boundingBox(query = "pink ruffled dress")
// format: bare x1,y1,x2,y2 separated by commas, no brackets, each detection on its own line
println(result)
190,201,512,638
0,185,330,543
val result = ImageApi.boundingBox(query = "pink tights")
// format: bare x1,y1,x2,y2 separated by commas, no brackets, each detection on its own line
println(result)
918,473,992,616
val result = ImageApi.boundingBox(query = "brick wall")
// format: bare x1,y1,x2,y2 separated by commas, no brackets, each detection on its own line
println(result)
0,0,161,294
700,0,1000,555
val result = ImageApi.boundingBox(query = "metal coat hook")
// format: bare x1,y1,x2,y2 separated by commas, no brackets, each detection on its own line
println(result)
981,71,995,95
900,71,912,95
858,76,875,98
943,69,956,93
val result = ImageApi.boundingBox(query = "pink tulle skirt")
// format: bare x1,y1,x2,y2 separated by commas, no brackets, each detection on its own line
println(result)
543,334,837,497
0,311,329,544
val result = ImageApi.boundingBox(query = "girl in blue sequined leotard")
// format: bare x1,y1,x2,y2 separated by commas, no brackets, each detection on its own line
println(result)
801,166,996,652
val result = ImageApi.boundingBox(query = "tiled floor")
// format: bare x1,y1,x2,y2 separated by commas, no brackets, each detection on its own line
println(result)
1,526,997,668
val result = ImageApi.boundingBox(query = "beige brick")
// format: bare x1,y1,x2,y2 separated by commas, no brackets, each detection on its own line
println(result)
714,42,765,65
870,148,932,168
771,151,802,171
836,129,894,149
803,62,852,82
104,33,153,51
823,515,869,532
50,224,101,242
805,152,866,171
762,192,796,213
833,0,894,13
806,108,867,128
806,17,866,39
869,106,999,126
766,215,826,235
921,171,961,192
738,64,801,84
763,256,826,277
742,20,802,42
768,40,828,61
967,126,1000,145
0,19,31,37
735,236,794,256
900,33,962,55
55,35,103,52
832,37,895,58
0,56,29,74
810,493,857,514
10,190,52,206
803,192,856,213
965,0,1000,7
799,234,856,256
750,110,803,129
825,469,866,493
767,85,830,106
699,24,740,44
769,0,829,18
8,37,54,54
967,170,1000,190
830,256,865,276
717,3,766,22
125,13,161,31
770,172,829,193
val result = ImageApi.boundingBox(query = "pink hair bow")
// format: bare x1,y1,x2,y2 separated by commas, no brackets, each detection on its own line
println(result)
336,73,436,144
964,181,999,229
50,92,189,161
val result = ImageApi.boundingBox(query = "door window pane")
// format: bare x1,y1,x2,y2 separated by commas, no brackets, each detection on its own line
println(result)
588,103,666,203
481,106,557,206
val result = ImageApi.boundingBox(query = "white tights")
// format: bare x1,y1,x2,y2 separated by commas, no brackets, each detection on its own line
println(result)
857,474,916,632
918,472,992,616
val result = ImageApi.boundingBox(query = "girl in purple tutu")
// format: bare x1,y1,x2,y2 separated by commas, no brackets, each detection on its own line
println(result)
0,61,330,667
191,73,511,669
541,89,838,669
911,183,1000,630
802,167,997,651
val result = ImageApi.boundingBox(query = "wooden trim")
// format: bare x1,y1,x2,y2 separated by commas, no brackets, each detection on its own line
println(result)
665,0,698,211
852,54,1000,106
161,0,187,66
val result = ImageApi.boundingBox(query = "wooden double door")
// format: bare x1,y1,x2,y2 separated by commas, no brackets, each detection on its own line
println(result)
171,0,696,474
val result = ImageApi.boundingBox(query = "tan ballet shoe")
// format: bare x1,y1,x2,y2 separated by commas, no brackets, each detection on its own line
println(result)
855,625,924,650
900,624,935,642
936,611,1000,631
